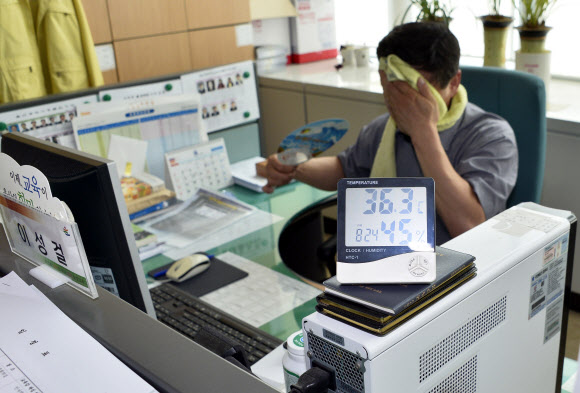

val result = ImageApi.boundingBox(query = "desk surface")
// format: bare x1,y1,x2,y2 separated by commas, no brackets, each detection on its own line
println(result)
142,181,335,341
0,226,279,393
562,357,578,393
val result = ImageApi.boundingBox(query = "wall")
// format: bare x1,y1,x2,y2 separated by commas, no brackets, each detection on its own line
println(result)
81,0,254,84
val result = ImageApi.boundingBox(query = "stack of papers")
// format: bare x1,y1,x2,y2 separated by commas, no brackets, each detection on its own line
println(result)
230,156,268,192
0,272,157,393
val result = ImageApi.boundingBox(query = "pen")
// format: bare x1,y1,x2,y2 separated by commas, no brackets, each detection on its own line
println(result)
139,241,166,253
152,269,169,278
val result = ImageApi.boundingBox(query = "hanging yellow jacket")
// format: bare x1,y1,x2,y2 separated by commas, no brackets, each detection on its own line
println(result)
32,0,103,94
0,0,47,104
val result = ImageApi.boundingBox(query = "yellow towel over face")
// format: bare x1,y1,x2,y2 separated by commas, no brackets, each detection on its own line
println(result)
369,54,467,178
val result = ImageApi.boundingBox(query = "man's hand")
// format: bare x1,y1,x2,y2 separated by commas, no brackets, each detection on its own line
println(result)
262,153,296,193
384,77,440,141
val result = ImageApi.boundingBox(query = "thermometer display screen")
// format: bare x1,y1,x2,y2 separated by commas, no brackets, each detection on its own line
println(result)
344,187,428,247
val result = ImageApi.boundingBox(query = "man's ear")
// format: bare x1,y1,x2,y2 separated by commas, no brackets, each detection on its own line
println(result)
449,70,462,96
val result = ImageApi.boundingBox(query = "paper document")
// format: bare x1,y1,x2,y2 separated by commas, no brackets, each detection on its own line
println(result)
164,207,283,261
73,94,206,180
1,95,97,149
0,272,157,393
180,61,260,133
108,134,149,177
141,188,255,248
230,156,268,192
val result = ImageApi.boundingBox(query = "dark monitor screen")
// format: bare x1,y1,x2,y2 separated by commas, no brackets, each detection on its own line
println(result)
1,132,155,316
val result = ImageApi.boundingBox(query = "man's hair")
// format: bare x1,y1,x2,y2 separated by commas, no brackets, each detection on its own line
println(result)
377,22,460,88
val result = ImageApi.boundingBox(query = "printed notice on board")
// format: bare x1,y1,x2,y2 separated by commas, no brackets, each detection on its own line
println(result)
528,233,568,343
73,94,206,180
180,60,260,133
0,95,97,149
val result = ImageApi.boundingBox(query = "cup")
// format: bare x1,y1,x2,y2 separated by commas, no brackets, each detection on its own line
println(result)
355,46,370,67
340,46,356,67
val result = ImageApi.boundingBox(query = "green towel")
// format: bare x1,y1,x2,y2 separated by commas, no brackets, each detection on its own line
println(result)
370,55,468,178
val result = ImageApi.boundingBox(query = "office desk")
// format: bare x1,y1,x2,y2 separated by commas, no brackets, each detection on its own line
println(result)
0,225,279,393
562,357,578,393
142,181,335,341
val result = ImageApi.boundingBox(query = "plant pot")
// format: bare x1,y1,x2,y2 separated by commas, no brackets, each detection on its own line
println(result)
515,50,551,97
481,15,513,67
516,25,552,53
419,16,452,26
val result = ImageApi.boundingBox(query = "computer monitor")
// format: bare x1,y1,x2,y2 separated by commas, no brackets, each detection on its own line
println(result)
1,132,155,316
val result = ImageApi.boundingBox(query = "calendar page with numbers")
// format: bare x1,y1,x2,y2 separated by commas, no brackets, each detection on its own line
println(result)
165,138,234,201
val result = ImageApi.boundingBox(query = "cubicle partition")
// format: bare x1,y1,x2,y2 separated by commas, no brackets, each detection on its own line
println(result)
0,61,263,167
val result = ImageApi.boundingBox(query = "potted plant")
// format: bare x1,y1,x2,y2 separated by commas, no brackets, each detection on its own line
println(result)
480,0,513,67
401,0,453,26
512,0,557,93
513,0,556,53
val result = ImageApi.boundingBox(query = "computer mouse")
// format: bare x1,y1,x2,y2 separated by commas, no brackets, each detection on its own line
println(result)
166,254,211,283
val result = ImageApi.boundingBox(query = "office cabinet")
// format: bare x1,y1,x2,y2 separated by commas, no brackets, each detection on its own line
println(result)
102,70,118,85
115,33,192,82
258,78,386,157
188,27,253,71
107,0,188,40
305,91,385,157
81,0,112,44
185,0,251,30
258,85,306,156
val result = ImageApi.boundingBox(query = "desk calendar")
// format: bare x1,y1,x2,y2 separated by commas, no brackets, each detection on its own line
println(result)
165,138,234,201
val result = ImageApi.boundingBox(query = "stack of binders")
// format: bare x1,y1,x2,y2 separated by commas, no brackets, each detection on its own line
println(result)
317,247,477,336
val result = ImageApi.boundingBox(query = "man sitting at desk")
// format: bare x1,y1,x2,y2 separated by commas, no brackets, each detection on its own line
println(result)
262,22,518,244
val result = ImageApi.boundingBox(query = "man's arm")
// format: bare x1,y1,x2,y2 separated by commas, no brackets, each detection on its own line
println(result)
385,76,485,237
413,131,486,237
295,156,345,191
262,155,344,193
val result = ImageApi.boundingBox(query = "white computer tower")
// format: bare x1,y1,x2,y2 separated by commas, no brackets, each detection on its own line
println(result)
303,203,576,393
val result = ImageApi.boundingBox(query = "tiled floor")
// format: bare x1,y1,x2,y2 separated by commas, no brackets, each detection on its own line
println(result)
566,309,580,361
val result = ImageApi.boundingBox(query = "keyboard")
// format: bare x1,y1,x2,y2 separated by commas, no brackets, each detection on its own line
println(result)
200,252,322,327
151,283,283,365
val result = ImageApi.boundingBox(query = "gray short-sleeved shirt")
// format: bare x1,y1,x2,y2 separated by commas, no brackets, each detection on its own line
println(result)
337,102,518,245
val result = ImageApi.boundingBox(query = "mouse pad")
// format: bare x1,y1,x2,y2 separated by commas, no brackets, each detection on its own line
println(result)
168,257,248,297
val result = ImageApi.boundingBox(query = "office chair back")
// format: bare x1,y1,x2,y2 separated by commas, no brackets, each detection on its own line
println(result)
278,194,338,282
460,66,547,207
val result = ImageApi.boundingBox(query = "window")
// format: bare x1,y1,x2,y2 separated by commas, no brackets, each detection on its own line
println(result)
333,0,580,79
333,0,390,48
543,0,580,78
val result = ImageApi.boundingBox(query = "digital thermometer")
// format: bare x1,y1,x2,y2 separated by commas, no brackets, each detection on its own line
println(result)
336,177,436,284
